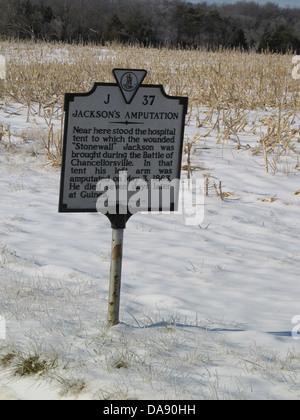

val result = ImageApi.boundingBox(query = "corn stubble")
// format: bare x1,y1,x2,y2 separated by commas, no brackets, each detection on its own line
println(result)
0,40,299,172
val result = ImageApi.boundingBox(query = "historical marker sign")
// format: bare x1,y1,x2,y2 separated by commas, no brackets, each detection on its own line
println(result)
59,69,188,227
59,69,188,325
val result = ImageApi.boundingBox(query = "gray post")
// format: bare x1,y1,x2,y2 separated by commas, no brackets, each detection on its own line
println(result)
108,228,124,326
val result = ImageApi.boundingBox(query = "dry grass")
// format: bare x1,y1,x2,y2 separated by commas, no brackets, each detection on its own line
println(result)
3,41,299,109
252,107,300,173
0,40,299,169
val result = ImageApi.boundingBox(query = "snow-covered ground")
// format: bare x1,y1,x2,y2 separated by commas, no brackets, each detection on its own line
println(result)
0,98,299,400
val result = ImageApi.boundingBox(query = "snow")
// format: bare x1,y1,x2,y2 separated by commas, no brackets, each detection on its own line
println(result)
0,92,300,400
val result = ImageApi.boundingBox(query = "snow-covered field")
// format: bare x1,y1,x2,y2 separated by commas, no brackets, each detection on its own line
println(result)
0,74,300,399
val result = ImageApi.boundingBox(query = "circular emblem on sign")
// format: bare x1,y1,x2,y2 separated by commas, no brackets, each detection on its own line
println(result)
121,72,138,92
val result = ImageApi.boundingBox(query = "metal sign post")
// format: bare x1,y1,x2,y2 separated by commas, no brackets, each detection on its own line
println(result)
59,69,188,326
108,228,124,326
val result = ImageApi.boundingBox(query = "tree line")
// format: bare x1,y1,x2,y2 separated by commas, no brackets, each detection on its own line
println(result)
0,0,300,53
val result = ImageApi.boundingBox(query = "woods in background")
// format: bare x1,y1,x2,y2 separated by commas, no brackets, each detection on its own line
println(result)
0,0,299,52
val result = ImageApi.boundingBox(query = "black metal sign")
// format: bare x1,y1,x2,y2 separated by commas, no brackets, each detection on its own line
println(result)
59,69,188,228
